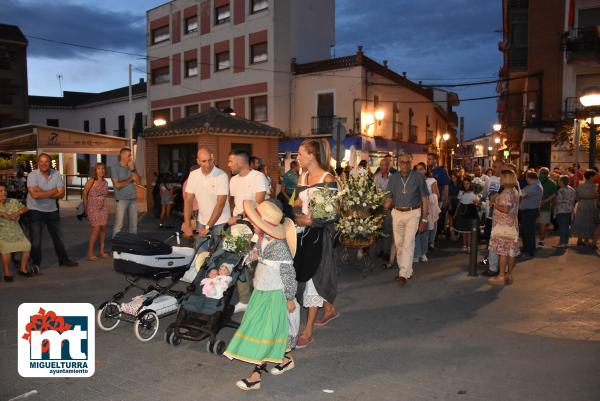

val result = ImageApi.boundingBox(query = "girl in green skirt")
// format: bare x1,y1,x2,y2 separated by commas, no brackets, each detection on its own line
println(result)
224,200,298,391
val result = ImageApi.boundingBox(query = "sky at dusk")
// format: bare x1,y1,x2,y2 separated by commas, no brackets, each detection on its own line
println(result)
1,0,503,138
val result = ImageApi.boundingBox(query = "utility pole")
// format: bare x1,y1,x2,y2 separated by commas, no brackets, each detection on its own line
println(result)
128,64,134,153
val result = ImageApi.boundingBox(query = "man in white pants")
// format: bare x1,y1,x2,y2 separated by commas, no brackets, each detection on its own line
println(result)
385,153,430,285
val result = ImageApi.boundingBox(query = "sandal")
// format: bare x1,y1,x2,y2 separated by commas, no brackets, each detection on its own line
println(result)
271,354,295,375
505,275,514,285
488,275,506,286
315,311,340,327
87,255,97,261
295,335,313,349
236,364,267,391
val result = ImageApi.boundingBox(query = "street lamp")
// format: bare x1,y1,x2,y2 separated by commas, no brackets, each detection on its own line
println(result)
153,118,167,127
374,109,385,122
494,136,501,144
579,86,600,168
442,132,450,168
493,123,502,132
442,132,450,141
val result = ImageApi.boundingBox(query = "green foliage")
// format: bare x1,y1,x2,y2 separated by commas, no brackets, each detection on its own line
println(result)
554,121,600,158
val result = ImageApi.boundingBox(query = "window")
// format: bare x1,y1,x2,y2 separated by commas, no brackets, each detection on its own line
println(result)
118,115,125,137
83,120,89,132
100,118,106,134
215,99,231,111
409,125,417,143
250,42,267,64
185,104,199,116
152,25,170,45
250,95,267,122
185,16,198,34
251,0,268,13
133,112,143,140
46,119,59,127
158,143,198,175
578,7,600,28
0,47,10,70
215,51,230,71
185,59,198,77
215,5,231,25
152,66,170,84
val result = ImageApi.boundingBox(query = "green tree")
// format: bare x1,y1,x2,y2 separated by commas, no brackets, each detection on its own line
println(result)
553,120,600,158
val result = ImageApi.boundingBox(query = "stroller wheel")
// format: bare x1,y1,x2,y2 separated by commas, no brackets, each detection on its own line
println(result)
214,340,226,355
134,311,159,342
168,331,182,346
164,324,174,344
97,302,121,331
206,340,214,354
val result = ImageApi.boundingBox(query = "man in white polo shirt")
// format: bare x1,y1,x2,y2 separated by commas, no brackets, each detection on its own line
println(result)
182,148,230,240
27,153,78,270
227,149,267,225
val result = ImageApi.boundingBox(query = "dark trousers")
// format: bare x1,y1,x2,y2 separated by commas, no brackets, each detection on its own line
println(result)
519,208,539,256
483,217,493,241
29,210,70,266
556,213,572,245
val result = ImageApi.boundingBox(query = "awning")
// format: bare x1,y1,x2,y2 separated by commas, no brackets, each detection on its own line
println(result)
279,135,426,155
522,128,554,143
0,124,131,154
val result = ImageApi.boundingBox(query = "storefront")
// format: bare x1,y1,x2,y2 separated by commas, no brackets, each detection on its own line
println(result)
141,108,282,211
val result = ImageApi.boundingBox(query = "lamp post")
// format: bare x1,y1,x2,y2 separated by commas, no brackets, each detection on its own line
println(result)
442,132,450,168
579,86,600,168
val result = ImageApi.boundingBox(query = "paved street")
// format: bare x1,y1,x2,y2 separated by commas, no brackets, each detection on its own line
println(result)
1,205,600,401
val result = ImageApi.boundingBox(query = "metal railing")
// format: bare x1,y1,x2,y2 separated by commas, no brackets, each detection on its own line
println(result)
311,115,335,134
562,27,600,62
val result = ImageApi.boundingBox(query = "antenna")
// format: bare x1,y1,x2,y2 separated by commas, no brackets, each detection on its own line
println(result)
57,74,63,96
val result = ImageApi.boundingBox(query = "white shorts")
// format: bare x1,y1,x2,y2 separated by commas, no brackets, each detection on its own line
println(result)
537,211,552,225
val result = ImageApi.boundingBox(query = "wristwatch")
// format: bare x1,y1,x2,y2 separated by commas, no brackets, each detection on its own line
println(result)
421,218,428,223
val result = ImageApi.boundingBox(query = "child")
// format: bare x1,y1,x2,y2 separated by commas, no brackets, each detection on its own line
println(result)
453,176,479,252
200,263,233,299
159,175,173,228
223,200,298,391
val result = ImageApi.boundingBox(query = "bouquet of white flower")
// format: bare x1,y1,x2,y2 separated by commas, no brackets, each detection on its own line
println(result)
471,176,486,195
222,223,253,254
308,186,339,222
337,173,387,213
336,214,385,242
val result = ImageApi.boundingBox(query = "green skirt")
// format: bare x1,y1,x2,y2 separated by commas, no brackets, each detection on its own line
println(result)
224,289,288,365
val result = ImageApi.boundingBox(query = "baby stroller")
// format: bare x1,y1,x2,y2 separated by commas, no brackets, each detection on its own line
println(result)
97,232,200,342
164,222,253,355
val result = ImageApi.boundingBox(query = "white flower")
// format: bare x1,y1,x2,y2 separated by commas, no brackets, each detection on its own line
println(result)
325,204,334,212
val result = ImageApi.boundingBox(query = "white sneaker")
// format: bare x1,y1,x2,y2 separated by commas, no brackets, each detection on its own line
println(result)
234,302,248,314
420,255,428,262
413,257,419,263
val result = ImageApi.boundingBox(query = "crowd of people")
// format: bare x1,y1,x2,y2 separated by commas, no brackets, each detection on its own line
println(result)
1,144,600,391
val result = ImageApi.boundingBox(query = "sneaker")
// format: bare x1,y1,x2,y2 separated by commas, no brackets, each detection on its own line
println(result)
420,255,428,262
479,257,489,266
413,257,419,263
233,302,247,314
538,241,545,247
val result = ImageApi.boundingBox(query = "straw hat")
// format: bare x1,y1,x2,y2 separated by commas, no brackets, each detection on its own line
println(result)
243,200,297,257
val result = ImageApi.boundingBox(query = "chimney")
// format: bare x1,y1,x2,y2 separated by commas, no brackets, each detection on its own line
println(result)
357,45,363,53
139,78,144,84
383,60,388,68
290,57,297,74
402,71,407,78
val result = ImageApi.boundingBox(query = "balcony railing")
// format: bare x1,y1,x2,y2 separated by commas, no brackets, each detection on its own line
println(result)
311,115,335,135
564,97,584,120
562,28,600,63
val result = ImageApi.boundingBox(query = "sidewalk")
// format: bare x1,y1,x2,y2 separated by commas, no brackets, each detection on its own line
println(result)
0,208,599,401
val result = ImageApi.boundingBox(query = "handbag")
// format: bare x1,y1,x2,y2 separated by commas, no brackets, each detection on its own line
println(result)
491,223,518,240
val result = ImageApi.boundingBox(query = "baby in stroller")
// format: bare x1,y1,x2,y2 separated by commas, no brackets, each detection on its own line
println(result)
201,263,233,299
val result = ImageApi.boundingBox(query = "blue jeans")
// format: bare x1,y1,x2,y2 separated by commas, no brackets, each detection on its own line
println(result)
28,210,70,266
556,213,571,245
414,230,431,258
113,199,138,236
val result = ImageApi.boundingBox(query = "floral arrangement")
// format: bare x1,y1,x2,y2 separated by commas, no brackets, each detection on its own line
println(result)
337,173,387,213
335,172,388,245
336,214,385,241
222,224,253,254
471,176,486,195
308,186,339,221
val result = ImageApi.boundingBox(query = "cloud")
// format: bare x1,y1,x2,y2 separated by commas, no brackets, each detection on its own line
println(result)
0,0,146,59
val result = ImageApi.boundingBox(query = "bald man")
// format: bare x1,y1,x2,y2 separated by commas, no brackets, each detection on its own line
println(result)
183,148,230,239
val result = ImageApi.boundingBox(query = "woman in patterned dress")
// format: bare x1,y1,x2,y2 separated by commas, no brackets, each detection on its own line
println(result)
572,170,599,247
83,163,109,261
0,183,32,281
488,171,520,286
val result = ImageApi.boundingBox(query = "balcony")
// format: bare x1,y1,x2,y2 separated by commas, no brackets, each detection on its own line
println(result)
564,97,584,120
562,28,600,64
311,115,335,135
